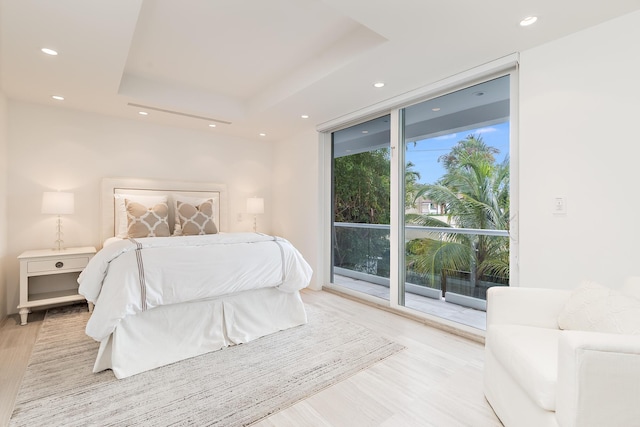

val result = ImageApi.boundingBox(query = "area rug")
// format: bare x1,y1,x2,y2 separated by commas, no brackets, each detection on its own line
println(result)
10,303,404,426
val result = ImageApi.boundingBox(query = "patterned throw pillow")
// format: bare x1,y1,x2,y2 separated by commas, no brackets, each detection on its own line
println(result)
176,199,218,235
125,200,171,238
114,194,167,238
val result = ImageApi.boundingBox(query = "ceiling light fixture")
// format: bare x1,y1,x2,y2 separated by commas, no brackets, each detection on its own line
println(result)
209,124,216,128
301,115,309,119
432,107,441,112
259,133,266,137
473,91,485,97
373,82,385,88
41,48,58,56
362,130,369,134
51,95,64,101
138,111,148,116
520,16,538,26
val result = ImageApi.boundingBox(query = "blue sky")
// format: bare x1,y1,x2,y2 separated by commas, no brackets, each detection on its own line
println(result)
405,121,510,184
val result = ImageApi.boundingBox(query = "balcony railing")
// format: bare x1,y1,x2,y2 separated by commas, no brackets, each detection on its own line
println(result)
333,222,509,311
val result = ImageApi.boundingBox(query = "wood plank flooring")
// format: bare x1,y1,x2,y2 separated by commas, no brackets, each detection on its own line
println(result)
0,290,502,426
0,310,44,426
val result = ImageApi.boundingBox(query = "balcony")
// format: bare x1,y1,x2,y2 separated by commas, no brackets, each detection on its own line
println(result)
333,222,510,330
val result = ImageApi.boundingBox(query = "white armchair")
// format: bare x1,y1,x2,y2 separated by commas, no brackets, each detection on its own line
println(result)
484,284,640,427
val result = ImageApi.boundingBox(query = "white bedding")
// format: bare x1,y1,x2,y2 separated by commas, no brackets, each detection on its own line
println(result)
78,232,312,342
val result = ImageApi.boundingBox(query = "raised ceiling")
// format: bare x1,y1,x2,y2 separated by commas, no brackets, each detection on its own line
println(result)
2,0,640,141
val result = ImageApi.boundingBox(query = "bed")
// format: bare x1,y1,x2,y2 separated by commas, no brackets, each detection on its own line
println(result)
77,178,312,379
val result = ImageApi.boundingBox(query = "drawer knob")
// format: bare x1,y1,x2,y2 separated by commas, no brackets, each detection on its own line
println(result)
55,261,64,269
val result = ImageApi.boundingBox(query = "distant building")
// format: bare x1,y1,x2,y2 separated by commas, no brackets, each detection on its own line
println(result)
406,196,445,215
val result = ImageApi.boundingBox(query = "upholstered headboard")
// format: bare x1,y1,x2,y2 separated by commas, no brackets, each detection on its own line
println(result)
101,177,228,244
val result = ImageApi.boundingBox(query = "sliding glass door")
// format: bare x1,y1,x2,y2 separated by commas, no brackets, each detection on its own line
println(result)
401,76,511,327
326,71,514,330
331,115,391,300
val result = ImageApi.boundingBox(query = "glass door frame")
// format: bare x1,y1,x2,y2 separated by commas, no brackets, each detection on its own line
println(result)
319,55,519,330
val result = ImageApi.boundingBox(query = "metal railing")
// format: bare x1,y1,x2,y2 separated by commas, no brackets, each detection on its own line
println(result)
333,222,509,310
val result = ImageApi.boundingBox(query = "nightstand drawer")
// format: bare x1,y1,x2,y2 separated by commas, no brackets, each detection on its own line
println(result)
27,256,91,273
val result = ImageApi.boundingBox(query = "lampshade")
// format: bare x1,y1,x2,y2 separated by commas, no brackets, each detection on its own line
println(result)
41,192,75,215
246,197,264,215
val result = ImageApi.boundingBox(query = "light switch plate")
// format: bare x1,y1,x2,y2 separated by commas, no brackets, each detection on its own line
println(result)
553,197,567,215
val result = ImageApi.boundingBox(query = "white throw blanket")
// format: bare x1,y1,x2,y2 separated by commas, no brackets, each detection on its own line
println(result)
78,233,312,341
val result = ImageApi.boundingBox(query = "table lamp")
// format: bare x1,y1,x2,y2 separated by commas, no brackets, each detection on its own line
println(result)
246,197,264,232
42,191,74,250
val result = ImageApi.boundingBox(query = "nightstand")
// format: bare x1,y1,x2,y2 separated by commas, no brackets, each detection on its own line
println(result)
17,246,96,325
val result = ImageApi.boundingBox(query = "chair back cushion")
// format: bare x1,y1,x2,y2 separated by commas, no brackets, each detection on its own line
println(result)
558,281,640,335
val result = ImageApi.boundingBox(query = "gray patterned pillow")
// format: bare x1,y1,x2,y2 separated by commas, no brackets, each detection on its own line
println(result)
125,199,170,238
176,199,218,235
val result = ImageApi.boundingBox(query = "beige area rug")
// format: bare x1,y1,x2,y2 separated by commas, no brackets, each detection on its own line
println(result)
10,303,404,426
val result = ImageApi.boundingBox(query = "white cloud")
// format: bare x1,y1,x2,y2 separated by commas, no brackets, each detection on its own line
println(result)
434,133,458,140
474,127,498,134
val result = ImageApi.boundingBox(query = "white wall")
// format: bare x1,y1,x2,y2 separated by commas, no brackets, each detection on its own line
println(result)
5,101,275,313
296,10,640,295
6,11,638,315
0,93,7,320
518,10,640,290
272,129,322,290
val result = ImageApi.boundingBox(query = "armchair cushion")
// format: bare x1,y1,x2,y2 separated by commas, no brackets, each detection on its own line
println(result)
486,286,570,329
487,324,560,411
557,281,640,335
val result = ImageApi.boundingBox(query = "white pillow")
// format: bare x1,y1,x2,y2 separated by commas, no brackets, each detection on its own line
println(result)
172,194,218,236
103,236,123,247
558,281,640,335
114,194,167,238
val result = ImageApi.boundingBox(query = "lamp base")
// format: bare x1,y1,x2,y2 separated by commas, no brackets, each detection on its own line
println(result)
52,215,65,251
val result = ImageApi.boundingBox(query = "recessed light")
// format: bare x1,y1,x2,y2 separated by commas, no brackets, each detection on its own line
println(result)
473,91,485,97
373,82,385,88
41,48,58,56
208,124,216,128
362,130,369,134
138,111,148,116
432,107,441,112
259,133,266,137
301,115,309,119
520,16,538,26
51,95,64,101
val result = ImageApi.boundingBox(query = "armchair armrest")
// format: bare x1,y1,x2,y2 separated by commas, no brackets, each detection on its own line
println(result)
486,286,571,329
556,331,640,427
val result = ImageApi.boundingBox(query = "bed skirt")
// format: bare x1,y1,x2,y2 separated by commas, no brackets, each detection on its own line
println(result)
93,288,307,379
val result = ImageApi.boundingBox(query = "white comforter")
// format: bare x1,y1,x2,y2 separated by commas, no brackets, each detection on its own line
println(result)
78,233,312,342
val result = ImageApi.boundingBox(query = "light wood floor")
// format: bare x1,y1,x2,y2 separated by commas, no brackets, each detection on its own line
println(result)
0,310,45,427
0,290,502,427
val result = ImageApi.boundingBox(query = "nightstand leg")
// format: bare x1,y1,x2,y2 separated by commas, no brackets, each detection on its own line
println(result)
19,308,30,326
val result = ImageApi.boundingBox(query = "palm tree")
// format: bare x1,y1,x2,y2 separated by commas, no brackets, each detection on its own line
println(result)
406,135,509,296
404,161,421,208
333,148,391,275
